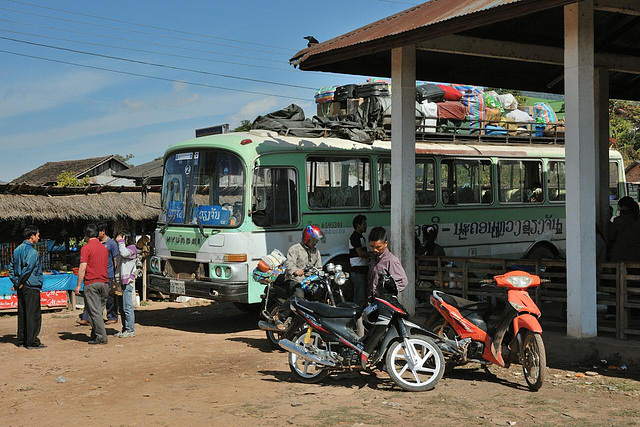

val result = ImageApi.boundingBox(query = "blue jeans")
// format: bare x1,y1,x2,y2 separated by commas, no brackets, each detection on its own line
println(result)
117,284,135,333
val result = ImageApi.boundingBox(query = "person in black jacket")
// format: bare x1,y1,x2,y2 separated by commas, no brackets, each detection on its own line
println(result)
608,196,640,262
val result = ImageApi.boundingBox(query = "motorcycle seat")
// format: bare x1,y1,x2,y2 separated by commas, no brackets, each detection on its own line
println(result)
297,300,357,318
440,293,490,313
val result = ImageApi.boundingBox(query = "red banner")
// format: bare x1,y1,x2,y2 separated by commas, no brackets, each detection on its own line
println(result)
0,290,68,310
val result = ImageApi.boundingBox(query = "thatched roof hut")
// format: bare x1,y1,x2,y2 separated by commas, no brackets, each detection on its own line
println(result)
0,184,160,241
0,192,160,222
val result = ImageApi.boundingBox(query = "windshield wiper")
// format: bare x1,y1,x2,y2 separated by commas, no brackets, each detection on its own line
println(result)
160,209,178,234
192,203,209,239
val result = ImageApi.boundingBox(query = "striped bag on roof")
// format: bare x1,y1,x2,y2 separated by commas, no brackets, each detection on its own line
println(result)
533,102,558,124
462,92,486,134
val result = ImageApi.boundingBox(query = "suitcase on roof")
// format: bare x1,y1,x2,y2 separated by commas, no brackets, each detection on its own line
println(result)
334,84,358,101
355,82,391,98
416,84,445,103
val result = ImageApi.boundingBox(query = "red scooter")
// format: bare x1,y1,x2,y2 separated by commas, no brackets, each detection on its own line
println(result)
429,270,547,391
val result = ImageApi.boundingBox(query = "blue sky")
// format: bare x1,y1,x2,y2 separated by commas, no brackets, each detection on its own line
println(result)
0,0,419,182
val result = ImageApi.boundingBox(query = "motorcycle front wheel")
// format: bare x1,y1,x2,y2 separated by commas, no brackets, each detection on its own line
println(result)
288,330,329,383
521,330,547,391
385,334,445,392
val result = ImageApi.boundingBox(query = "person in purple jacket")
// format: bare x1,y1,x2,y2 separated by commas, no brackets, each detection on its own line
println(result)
367,226,407,298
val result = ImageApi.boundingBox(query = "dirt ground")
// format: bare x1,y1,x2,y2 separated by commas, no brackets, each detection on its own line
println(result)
1,301,639,427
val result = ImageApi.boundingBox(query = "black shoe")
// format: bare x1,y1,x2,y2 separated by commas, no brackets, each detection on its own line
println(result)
88,339,108,345
26,343,47,349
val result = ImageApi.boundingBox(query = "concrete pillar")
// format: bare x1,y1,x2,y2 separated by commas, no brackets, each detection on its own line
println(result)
595,67,611,235
391,45,416,314
564,0,597,338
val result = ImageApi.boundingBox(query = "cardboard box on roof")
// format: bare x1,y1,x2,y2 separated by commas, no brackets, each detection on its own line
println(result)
317,101,345,117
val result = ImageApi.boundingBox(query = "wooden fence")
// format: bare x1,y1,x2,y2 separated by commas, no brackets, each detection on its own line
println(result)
416,256,640,340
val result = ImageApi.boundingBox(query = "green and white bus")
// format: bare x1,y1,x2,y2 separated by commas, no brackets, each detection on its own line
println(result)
148,130,625,305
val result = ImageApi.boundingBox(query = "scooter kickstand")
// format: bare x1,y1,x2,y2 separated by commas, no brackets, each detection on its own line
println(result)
483,366,497,378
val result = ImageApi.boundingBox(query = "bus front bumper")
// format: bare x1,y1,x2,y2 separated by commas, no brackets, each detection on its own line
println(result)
148,274,248,302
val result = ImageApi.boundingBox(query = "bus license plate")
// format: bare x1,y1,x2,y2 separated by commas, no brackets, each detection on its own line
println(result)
170,280,185,295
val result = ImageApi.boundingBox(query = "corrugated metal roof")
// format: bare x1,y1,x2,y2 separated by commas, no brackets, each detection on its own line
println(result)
291,0,576,69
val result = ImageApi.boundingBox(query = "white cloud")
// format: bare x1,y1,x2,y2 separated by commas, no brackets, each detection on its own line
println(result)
0,69,119,119
122,98,147,111
226,97,280,126
0,88,293,152
0,86,308,181
172,81,189,93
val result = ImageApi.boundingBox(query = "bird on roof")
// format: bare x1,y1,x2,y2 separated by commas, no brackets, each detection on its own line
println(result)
304,36,319,48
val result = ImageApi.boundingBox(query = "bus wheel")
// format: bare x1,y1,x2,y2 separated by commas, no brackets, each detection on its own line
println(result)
525,245,555,260
233,302,261,315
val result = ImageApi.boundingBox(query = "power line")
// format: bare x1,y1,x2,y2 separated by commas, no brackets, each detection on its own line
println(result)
0,17,289,64
0,49,311,101
6,0,297,53
0,35,316,89
0,6,293,57
0,28,299,73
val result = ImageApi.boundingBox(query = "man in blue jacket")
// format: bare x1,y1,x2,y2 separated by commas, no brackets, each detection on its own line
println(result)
9,226,45,349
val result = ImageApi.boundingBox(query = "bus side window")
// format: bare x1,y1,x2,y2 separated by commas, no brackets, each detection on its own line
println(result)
523,160,543,203
444,159,486,205
378,160,391,206
498,160,541,203
440,161,454,205
308,157,371,208
416,159,436,206
548,161,566,202
610,161,620,201
252,167,298,227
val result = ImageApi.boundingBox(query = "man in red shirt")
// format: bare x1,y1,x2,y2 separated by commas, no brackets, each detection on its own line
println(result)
74,223,109,344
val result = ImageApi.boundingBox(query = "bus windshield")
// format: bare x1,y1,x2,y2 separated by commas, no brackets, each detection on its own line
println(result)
161,150,245,227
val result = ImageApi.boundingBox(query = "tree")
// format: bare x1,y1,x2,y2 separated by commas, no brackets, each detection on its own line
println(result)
609,100,640,166
115,153,135,164
233,120,252,132
56,171,90,187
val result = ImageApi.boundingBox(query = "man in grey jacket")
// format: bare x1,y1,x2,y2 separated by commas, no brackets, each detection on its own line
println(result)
367,227,407,298
275,225,324,329
9,226,45,349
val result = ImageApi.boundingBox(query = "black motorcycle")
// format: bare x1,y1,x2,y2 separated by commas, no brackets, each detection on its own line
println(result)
278,275,448,392
258,263,350,349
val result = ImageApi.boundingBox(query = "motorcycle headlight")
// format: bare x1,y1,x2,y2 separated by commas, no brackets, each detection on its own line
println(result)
505,275,533,288
334,272,347,286
334,264,343,272
325,263,335,273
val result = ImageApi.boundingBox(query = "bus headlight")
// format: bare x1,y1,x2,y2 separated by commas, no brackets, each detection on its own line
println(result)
334,272,347,286
150,256,161,273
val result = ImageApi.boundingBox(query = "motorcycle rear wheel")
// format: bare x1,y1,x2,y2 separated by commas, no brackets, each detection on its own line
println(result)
385,334,445,392
521,330,547,391
288,330,329,383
